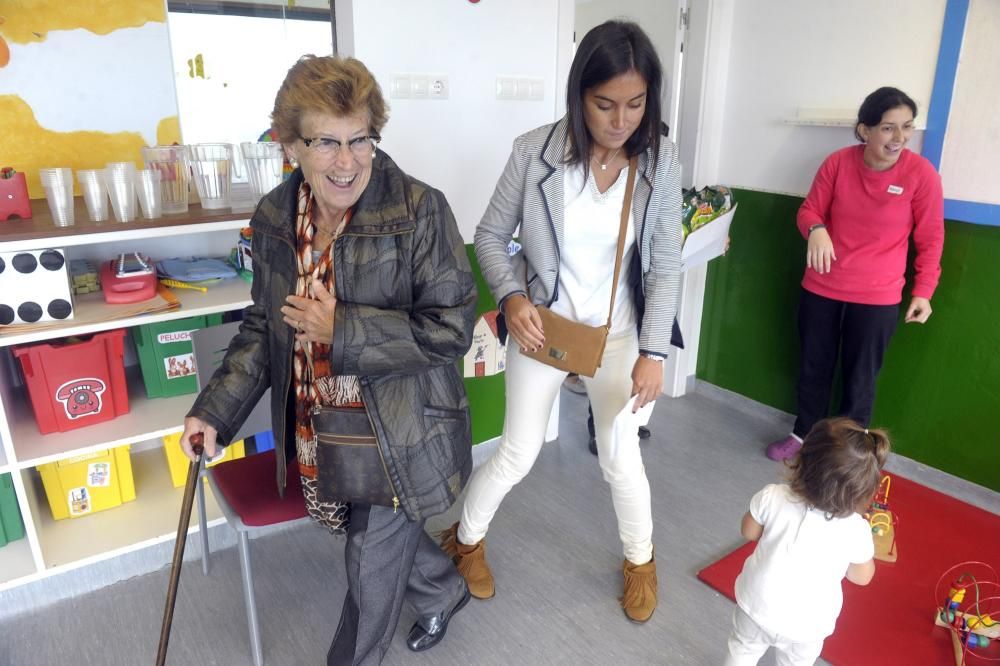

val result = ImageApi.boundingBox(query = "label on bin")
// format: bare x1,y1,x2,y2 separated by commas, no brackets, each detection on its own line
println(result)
157,330,194,344
164,353,197,380
68,487,91,515
54,377,106,420
87,462,111,487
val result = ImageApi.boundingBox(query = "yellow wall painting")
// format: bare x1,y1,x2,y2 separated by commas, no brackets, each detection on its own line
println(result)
0,1,181,199
0,96,180,199
0,0,165,47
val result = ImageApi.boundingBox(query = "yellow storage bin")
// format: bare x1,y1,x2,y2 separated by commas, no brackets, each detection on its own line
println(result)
162,432,246,488
37,445,136,520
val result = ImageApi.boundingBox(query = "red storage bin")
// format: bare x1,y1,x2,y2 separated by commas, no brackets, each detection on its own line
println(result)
13,329,130,434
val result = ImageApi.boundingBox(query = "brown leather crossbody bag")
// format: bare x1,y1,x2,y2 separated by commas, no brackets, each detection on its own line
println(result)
312,405,398,510
520,158,637,378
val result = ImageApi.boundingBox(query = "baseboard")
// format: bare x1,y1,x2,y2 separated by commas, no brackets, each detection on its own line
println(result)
692,379,998,514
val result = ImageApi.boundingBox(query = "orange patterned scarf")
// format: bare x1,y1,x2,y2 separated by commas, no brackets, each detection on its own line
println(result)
291,182,359,532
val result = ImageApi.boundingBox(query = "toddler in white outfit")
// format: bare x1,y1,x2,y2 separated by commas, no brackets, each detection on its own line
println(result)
725,417,890,666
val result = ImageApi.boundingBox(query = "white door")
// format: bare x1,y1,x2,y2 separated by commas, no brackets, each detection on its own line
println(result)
573,0,687,139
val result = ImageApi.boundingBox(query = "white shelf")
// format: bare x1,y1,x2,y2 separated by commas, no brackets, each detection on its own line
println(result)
0,218,250,253
22,447,224,570
0,278,252,348
0,538,36,585
10,366,210,469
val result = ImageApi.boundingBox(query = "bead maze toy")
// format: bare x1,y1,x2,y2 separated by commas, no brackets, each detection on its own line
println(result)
865,474,898,562
934,561,1000,665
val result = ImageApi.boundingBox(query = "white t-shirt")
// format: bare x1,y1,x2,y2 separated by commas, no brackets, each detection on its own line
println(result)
734,483,874,641
550,163,637,335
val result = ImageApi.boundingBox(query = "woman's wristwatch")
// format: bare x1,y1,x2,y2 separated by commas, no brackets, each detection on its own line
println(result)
640,351,664,363
808,223,827,235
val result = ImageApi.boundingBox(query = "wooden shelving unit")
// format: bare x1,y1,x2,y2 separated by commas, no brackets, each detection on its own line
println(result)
0,199,253,592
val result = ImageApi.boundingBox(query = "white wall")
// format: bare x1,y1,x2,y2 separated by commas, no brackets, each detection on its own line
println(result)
713,0,946,196
335,0,574,241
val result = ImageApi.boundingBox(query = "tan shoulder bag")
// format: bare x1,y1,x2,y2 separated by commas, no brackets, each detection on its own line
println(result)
519,157,637,377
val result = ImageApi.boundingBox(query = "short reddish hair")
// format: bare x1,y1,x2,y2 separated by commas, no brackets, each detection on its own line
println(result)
271,55,388,144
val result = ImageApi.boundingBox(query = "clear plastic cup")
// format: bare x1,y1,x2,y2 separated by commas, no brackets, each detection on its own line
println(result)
76,169,109,222
135,169,163,219
38,167,75,227
187,143,242,209
141,145,190,215
241,142,285,202
105,165,137,223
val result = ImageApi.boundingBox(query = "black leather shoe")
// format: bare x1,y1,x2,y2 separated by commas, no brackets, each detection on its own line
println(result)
406,583,471,652
638,426,651,440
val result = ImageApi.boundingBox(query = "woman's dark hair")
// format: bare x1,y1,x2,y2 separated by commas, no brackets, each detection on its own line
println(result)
854,86,917,142
788,417,891,519
565,20,663,177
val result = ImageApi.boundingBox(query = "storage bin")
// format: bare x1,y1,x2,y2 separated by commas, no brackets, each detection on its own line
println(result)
132,314,223,398
13,329,129,434
37,445,136,520
251,430,275,453
162,431,246,488
0,472,26,547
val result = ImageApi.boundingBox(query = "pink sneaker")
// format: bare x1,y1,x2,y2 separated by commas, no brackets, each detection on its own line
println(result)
765,435,802,461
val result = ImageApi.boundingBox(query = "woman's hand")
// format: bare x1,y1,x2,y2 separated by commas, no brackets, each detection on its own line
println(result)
282,279,337,344
180,416,218,462
504,295,545,352
806,227,837,274
630,356,663,412
904,296,932,323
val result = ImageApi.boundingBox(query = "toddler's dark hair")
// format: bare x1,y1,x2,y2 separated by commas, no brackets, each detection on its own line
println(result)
788,417,891,518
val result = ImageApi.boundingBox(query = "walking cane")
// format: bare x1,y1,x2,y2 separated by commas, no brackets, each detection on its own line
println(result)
155,432,204,666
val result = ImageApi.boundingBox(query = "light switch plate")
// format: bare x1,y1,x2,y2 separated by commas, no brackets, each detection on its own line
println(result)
412,75,429,98
391,75,412,99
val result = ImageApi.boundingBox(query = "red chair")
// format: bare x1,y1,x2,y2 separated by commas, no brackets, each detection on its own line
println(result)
196,449,310,666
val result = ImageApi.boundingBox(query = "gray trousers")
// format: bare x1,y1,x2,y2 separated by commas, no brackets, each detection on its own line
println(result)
327,503,464,665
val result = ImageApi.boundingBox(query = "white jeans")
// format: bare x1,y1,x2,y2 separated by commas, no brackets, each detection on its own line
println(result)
725,607,824,666
458,332,654,564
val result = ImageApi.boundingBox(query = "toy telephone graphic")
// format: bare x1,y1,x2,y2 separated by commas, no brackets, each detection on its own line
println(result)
100,253,158,304
55,377,106,419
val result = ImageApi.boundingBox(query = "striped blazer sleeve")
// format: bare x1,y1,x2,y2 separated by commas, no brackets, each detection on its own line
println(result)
638,141,684,357
474,136,530,308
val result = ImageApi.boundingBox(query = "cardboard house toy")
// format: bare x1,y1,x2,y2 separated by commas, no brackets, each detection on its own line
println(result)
464,310,506,378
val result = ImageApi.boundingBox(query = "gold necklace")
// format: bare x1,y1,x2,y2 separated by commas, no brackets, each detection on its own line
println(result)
591,146,622,171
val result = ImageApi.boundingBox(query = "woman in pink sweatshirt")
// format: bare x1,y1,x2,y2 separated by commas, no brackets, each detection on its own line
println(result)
766,87,944,461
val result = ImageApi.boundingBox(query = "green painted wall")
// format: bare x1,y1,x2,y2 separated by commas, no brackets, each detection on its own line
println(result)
463,245,505,445
697,188,1000,491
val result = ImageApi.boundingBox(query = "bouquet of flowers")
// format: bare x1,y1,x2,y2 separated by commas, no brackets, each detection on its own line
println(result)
682,185,734,241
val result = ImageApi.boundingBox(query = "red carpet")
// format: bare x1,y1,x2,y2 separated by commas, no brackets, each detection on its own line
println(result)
697,474,1000,666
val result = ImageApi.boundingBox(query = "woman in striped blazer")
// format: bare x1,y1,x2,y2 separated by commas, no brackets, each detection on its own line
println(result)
439,20,683,624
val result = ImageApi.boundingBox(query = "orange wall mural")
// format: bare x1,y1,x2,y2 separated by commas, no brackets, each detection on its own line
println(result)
0,0,180,198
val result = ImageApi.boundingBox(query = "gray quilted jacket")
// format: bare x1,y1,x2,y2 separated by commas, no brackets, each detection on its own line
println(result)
474,117,683,357
188,154,477,521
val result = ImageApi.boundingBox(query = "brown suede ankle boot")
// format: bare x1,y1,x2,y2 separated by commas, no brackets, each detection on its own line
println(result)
438,521,495,600
620,553,657,623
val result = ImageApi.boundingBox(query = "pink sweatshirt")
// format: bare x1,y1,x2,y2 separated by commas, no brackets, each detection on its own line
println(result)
797,145,944,305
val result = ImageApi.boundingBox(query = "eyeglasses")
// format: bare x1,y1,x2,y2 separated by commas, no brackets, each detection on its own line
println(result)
299,134,380,158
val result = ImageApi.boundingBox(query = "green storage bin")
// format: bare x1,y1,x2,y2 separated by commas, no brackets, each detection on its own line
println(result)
132,314,223,398
0,472,26,547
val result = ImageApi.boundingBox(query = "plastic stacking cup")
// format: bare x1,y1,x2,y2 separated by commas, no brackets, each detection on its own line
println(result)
188,143,242,209
77,169,110,222
38,167,75,227
136,169,163,219
241,142,285,202
142,145,190,215
105,163,138,223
